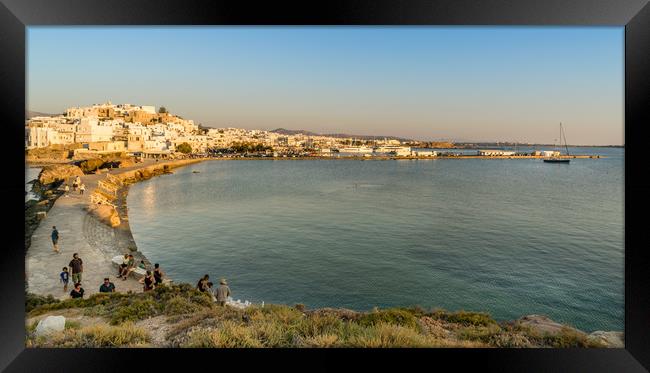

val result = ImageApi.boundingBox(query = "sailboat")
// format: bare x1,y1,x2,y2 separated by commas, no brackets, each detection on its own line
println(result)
543,123,571,163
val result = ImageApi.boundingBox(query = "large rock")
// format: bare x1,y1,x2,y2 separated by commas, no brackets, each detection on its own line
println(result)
78,158,105,173
588,331,624,348
516,315,586,336
35,315,65,336
88,203,121,227
38,164,84,185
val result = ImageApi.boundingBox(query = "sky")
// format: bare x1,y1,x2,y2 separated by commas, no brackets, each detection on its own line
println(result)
27,27,624,145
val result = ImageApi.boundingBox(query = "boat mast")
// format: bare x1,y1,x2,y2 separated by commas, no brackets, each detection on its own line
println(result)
561,123,570,156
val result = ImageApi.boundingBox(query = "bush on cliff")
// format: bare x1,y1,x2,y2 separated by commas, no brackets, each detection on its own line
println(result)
357,308,418,329
26,293,60,313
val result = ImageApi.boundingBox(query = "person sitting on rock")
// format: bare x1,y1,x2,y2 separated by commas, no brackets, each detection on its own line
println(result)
117,254,129,278
138,260,146,270
206,282,217,302
196,274,209,292
120,254,136,280
140,271,155,292
70,282,84,299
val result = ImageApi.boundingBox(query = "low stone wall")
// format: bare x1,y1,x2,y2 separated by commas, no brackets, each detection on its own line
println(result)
88,159,207,229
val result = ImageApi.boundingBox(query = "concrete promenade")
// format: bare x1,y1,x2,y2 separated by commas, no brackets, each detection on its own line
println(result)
25,158,205,299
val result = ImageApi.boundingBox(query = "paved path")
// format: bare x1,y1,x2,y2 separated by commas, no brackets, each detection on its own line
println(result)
25,159,201,300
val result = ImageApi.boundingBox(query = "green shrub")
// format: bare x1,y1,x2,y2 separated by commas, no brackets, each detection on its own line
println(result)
176,143,192,154
443,311,496,327
26,293,60,313
540,327,598,348
110,298,160,325
65,320,81,329
164,296,202,316
358,309,418,329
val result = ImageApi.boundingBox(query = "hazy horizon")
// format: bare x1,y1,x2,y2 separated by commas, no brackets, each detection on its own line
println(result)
28,27,624,145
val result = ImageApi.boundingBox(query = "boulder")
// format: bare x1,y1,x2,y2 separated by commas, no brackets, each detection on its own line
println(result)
88,204,121,227
34,315,65,336
516,315,586,337
588,331,624,348
38,164,84,185
115,157,135,168
78,158,105,173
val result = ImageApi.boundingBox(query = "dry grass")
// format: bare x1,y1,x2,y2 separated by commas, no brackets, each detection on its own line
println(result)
29,322,150,348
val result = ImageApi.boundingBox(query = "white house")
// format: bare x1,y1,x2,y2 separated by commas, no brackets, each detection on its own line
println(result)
76,117,114,143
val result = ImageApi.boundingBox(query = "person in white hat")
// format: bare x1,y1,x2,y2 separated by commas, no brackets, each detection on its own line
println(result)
216,278,231,306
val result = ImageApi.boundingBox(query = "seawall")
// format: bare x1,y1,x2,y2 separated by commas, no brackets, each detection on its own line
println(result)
25,158,207,299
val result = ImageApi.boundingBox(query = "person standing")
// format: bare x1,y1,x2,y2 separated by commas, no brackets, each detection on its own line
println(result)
68,253,83,284
70,282,84,299
216,278,231,307
99,277,116,293
79,183,85,195
51,226,59,253
64,184,70,196
153,263,164,286
60,267,69,292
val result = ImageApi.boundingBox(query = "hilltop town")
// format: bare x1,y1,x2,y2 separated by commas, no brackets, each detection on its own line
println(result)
26,101,458,160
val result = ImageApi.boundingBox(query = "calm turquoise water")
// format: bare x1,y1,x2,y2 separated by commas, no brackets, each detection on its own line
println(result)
128,147,624,331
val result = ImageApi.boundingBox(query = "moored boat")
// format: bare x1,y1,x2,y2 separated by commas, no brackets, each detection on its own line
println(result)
543,123,571,164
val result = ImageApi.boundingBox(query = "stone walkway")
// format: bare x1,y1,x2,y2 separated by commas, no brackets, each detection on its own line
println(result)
25,159,196,300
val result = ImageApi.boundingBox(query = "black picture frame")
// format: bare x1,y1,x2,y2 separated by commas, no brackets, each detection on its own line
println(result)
3,0,648,371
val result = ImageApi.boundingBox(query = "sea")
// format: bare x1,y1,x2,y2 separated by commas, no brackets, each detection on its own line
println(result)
127,147,624,332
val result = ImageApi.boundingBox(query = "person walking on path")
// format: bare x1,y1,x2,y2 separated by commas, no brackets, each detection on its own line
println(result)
70,282,84,299
153,263,164,286
79,183,85,195
59,267,69,292
69,253,83,284
99,277,116,293
51,226,59,253
216,278,231,307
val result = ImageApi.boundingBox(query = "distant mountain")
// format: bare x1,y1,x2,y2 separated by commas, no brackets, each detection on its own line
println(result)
270,128,412,142
26,110,62,119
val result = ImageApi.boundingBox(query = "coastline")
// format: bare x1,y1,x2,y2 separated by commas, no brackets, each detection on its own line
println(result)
24,156,623,347
25,158,208,300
